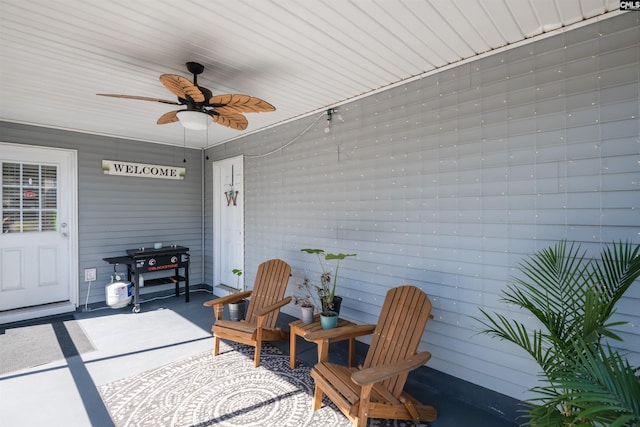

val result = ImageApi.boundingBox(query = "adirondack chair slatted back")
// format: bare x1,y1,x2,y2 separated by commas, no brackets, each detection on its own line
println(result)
363,285,432,397
244,259,291,329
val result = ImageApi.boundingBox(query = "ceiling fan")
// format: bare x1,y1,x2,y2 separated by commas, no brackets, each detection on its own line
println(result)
97,61,275,131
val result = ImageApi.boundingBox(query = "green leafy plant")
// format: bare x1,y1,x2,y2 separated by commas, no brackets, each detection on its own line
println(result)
300,248,356,312
231,268,243,292
477,240,640,426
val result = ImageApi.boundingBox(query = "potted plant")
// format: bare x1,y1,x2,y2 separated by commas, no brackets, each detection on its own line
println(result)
477,240,640,426
228,268,246,321
292,282,315,324
300,248,356,329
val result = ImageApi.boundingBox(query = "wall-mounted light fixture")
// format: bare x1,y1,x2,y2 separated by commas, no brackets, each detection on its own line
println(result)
324,108,342,133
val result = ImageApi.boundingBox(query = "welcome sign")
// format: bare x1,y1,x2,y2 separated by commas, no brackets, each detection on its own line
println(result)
102,160,186,180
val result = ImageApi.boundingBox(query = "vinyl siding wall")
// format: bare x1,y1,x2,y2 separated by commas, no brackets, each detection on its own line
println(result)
205,13,640,400
0,125,205,305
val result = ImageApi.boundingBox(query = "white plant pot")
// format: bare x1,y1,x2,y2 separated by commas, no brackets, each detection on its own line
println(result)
301,305,314,324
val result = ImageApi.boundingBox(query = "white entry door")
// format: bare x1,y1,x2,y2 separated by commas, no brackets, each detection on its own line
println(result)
213,156,244,292
0,143,78,320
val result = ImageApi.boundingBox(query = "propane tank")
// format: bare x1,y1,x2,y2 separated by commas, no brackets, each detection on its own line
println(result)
105,273,132,309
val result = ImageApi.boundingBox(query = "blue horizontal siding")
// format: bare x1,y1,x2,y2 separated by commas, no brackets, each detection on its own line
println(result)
206,12,639,400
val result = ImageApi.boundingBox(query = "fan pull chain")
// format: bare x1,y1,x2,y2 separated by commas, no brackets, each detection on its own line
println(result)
183,127,187,163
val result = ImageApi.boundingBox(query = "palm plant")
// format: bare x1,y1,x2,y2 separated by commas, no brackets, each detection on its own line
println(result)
477,240,640,426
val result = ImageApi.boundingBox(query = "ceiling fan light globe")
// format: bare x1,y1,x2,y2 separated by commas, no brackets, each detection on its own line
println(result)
176,110,210,130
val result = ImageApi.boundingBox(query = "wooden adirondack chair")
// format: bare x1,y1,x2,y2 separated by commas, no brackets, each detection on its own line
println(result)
308,285,437,426
203,258,292,367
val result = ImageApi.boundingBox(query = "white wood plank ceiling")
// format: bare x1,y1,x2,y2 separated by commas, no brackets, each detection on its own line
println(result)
0,0,623,148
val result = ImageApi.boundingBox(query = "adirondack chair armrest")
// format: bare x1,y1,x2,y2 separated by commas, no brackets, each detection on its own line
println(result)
254,296,292,318
351,351,432,386
203,290,253,308
304,324,376,342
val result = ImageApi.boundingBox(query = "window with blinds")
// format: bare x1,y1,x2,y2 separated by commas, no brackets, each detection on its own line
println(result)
2,162,58,233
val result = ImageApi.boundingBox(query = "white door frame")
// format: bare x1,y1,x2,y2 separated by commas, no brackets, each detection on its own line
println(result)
212,156,244,294
0,142,78,324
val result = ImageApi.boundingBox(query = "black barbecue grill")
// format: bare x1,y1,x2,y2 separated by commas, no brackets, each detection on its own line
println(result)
104,245,189,313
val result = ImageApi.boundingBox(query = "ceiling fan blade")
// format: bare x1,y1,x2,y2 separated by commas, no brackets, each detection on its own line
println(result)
208,111,248,130
208,94,275,113
157,110,180,125
97,94,180,105
159,74,205,103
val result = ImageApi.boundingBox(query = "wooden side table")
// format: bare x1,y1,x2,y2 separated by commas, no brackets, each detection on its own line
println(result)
289,315,357,368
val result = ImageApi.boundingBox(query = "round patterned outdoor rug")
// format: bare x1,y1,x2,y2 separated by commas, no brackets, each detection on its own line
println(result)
99,342,431,427
99,342,349,427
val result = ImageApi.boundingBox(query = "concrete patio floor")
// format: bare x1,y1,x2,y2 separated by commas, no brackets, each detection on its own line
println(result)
0,288,519,426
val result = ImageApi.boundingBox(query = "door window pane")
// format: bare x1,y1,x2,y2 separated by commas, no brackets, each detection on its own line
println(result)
42,211,58,231
22,211,39,232
2,162,58,233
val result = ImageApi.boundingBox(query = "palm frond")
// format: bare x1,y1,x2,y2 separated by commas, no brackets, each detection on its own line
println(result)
530,340,640,426
515,241,595,339
476,309,550,367
594,240,640,318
